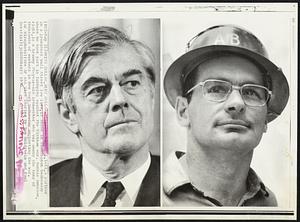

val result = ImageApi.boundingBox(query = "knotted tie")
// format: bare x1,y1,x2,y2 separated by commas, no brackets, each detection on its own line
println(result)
101,181,124,207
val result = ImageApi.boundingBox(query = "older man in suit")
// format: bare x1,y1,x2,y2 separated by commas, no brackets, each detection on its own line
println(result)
50,26,160,207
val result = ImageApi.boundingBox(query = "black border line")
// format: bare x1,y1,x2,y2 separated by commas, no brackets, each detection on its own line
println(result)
6,210,295,215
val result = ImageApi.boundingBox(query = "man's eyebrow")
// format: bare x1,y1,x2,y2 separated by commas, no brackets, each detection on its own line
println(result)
81,69,143,91
122,69,143,78
81,77,107,92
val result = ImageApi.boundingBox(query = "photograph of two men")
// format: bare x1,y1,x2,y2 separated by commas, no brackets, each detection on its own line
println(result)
4,2,297,220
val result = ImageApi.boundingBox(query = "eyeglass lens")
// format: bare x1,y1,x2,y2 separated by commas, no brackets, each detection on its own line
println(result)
203,80,269,106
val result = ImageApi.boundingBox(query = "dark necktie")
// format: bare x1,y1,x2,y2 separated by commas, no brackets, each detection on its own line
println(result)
101,181,124,207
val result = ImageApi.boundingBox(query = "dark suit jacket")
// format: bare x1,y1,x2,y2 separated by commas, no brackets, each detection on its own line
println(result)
50,154,160,207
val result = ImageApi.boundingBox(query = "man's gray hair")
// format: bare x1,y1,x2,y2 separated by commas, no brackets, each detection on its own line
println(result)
50,26,155,111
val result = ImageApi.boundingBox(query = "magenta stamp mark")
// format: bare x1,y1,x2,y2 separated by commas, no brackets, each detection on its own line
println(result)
42,108,48,155
15,84,26,193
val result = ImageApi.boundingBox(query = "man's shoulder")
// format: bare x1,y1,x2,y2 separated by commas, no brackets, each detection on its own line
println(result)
50,158,75,172
134,154,160,206
50,155,82,207
260,184,278,206
50,155,82,179
150,154,160,164
247,168,278,206
147,154,160,176
163,151,188,195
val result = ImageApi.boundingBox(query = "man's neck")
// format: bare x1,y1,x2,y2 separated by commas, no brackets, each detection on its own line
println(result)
185,137,253,206
81,143,149,180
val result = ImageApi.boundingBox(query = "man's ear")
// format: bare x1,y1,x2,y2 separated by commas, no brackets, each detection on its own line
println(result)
56,99,79,134
175,96,190,127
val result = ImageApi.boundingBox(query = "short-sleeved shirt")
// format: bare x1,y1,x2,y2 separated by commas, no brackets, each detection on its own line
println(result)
163,151,277,206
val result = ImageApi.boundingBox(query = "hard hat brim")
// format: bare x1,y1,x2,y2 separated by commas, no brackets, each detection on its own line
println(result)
164,45,289,122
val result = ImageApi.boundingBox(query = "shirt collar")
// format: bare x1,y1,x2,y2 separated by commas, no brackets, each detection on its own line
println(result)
163,151,189,195
81,156,107,206
236,168,269,205
163,151,268,198
81,153,151,205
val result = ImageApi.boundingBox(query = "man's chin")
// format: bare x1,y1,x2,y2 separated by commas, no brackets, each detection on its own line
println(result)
103,137,144,155
214,136,258,151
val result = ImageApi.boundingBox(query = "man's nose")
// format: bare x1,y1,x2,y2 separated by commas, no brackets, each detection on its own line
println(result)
109,85,128,112
224,89,246,114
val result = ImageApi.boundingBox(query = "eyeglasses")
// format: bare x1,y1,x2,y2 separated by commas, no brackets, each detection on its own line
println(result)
186,79,272,107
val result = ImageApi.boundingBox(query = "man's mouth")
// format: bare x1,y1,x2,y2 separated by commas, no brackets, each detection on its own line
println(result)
106,120,138,129
216,119,251,129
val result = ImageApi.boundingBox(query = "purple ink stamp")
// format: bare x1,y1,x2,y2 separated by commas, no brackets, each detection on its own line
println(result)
42,108,48,155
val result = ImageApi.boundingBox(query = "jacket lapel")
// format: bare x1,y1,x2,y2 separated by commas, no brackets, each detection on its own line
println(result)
134,155,160,206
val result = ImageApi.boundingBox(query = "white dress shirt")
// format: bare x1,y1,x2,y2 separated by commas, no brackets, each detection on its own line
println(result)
80,153,151,207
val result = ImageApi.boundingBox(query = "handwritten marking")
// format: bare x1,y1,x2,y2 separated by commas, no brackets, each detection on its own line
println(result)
15,84,26,193
42,108,48,155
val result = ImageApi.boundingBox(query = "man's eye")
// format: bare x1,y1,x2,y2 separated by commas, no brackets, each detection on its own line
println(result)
86,84,111,103
243,88,261,99
244,89,255,95
124,80,141,89
88,86,106,96
207,85,227,94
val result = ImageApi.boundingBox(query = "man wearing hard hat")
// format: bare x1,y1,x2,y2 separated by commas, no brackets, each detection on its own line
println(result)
163,25,289,206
